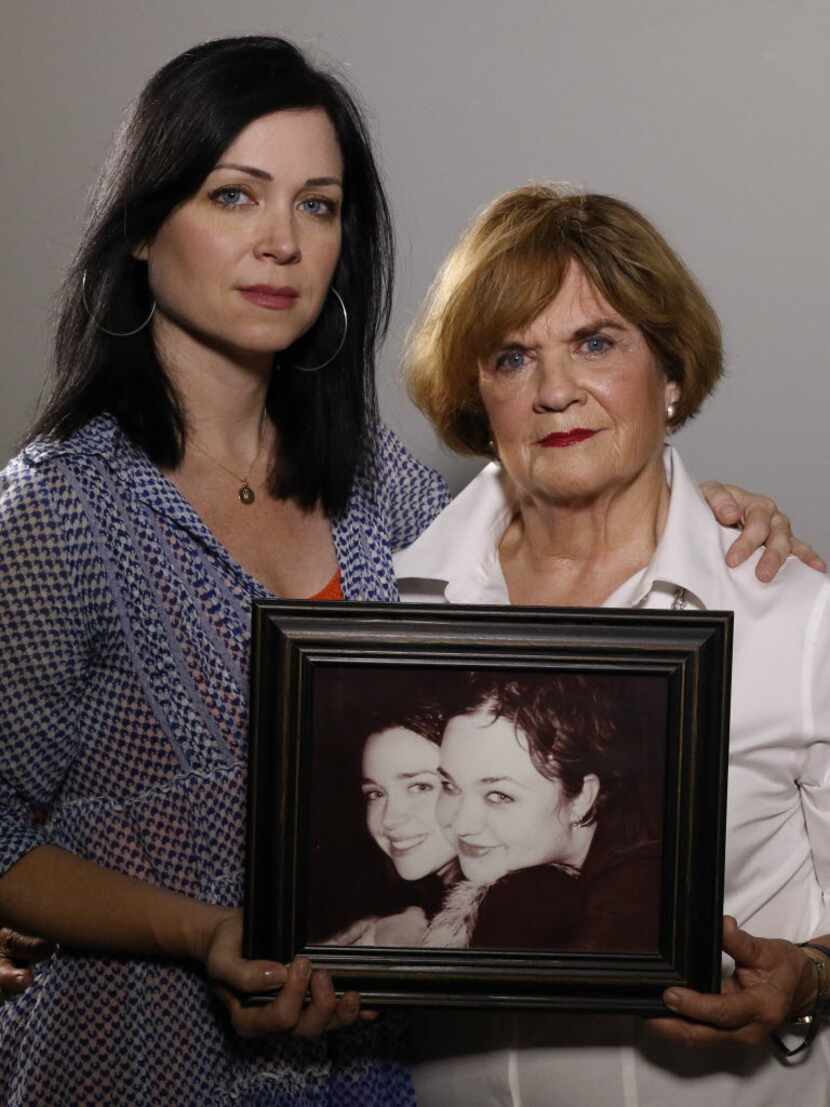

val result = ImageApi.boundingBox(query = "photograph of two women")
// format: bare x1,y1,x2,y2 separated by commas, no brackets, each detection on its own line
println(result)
308,666,666,956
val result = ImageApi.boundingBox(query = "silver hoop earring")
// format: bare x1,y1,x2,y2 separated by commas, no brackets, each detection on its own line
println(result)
81,270,156,338
292,287,348,373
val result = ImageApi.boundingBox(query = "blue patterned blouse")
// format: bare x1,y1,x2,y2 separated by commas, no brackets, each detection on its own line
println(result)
0,414,449,1107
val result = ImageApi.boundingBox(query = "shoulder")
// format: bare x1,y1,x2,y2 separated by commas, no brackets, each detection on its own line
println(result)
1,417,131,557
585,838,662,889
393,461,509,592
474,866,583,949
0,427,118,637
360,424,450,551
661,448,829,625
19,414,123,466
370,424,449,500
717,543,830,637
574,840,662,952
1,439,79,525
3,416,124,492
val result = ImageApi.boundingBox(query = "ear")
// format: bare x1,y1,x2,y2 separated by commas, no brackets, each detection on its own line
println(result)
570,773,600,824
132,241,150,262
664,380,681,408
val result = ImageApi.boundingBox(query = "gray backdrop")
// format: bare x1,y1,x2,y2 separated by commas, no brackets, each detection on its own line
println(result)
3,1,828,551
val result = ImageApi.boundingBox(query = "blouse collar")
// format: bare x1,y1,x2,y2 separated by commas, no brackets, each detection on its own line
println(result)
394,446,737,611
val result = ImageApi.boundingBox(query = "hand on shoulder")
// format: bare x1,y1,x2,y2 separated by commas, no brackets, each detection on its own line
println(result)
700,480,826,581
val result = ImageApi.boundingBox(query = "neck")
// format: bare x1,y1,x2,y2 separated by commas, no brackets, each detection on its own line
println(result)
500,456,671,606
566,822,597,872
154,319,273,462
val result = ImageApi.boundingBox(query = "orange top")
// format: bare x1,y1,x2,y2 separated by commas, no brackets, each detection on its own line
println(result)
308,570,343,601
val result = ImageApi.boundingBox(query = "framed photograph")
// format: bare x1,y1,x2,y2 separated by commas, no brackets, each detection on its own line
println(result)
244,601,732,1014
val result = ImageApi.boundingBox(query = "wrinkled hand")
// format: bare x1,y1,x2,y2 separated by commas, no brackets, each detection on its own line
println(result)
0,926,55,997
203,910,373,1039
700,481,826,582
650,917,815,1047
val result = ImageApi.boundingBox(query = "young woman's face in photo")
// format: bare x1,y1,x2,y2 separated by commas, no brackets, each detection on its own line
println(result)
137,107,343,368
437,708,581,885
361,727,456,881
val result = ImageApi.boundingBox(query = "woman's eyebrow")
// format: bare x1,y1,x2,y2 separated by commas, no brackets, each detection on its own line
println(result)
212,164,343,189
571,318,628,340
213,162,273,180
361,770,438,784
304,176,343,188
479,775,526,788
494,340,535,353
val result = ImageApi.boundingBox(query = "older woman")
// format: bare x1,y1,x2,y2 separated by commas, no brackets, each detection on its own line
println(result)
395,186,830,1106
423,672,661,952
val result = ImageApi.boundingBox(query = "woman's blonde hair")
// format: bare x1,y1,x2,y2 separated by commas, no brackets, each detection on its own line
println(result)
405,184,722,456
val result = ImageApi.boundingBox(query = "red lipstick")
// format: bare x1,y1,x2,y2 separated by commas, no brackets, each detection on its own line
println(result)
538,429,598,448
239,285,299,310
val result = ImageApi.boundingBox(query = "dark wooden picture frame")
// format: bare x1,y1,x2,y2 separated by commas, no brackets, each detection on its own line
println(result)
244,601,732,1014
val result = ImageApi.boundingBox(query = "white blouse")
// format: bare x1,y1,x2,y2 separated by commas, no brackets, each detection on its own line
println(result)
393,447,830,1107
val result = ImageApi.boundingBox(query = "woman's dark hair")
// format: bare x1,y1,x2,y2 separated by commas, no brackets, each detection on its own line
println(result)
29,35,394,517
447,672,636,830
361,701,446,750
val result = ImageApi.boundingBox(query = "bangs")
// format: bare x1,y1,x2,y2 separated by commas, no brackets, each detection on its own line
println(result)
452,244,570,366
439,223,577,403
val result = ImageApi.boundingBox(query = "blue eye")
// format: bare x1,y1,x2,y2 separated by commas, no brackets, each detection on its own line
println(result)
494,348,528,371
210,186,254,208
299,197,337,218
580,334,613,356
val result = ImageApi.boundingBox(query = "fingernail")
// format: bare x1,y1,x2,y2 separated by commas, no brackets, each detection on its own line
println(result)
664,989,681,1011
293,957,311,979
261,967,284,983
317,969,334,993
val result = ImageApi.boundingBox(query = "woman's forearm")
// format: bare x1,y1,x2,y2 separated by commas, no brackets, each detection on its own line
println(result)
0,845,228,963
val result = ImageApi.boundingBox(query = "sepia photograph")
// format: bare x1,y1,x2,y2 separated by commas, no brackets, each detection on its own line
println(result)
310,666,666,955
245,601,731,1012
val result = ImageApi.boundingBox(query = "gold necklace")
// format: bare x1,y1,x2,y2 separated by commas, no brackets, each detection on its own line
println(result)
189,411,267,506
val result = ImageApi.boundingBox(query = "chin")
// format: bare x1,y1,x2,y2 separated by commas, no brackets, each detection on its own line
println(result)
522,455,611,498
395,859,430,881
396,845,455,882
459,858,507,886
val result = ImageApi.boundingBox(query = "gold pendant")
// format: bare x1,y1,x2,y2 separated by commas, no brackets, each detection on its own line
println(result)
239,484,255,505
